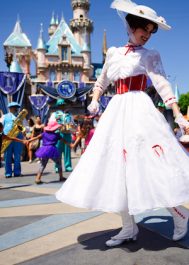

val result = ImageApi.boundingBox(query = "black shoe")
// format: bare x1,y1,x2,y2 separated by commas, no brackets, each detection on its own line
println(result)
35,180,43,185
5,175,12,178
59,177,67,182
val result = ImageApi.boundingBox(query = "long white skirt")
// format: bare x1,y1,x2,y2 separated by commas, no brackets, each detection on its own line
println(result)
56,91,189,215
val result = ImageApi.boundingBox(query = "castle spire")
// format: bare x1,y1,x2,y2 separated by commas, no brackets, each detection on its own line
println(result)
56,15,59,25
50,11,56,25
37,23,46,50
48,12,59,37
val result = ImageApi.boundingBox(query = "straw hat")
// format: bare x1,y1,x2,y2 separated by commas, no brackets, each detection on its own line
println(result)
111,0,171,30
44,121,62,132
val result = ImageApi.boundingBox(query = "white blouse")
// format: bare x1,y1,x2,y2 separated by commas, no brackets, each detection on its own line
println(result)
93,46,176,106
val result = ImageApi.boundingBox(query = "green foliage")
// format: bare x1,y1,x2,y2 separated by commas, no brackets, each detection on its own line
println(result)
178,92,189,114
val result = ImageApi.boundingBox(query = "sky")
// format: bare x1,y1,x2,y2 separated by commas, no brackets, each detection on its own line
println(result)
0,0,189,94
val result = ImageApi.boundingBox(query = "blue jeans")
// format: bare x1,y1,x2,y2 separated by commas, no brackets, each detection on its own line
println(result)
4,141,23,177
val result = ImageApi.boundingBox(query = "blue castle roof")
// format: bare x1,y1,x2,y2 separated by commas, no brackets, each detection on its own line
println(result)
46,17,82,56
37,23,46,50
10,59,23,73
4,19,31,47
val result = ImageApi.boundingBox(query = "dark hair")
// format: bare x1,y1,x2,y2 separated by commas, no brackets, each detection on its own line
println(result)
125,14,158,34
0,122,3,128
28,118,35,127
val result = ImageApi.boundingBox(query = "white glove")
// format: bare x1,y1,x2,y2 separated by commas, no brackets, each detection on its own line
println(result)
175,113,189,130
87,100,100,114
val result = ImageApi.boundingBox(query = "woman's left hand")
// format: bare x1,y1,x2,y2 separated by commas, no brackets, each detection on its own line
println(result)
175,113,189,133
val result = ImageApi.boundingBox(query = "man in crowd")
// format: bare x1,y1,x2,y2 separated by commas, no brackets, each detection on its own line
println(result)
2,102,24,177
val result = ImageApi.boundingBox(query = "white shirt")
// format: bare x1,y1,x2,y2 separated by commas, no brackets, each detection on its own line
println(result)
93,45,176,107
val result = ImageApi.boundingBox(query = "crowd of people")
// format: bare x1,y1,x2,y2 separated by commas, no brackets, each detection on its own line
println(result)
0,103,97,183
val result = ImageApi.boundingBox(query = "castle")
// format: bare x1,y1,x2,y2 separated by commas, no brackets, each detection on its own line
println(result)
3,0,107,91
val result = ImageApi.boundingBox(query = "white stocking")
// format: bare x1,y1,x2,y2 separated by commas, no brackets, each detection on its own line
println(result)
112,211,138,240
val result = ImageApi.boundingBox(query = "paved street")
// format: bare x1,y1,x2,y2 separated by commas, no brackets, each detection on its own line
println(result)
0,152,189,265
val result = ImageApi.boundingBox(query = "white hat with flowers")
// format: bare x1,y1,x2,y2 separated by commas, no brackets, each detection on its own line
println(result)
111,0,171,30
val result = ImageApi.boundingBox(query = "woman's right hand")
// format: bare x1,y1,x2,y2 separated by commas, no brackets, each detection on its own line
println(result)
87,100,100,115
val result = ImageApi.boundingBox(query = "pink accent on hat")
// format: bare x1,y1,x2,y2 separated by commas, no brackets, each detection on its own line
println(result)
44,121,62,132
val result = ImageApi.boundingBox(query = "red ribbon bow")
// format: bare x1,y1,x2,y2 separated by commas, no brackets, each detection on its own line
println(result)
125,44,136,55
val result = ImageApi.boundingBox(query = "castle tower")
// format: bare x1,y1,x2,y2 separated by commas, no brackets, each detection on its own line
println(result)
70,0,93,80
81,28,91,69
36,23,46,81
4,18,32,74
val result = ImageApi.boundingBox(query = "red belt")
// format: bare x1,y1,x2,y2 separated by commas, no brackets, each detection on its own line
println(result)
115,74,147,94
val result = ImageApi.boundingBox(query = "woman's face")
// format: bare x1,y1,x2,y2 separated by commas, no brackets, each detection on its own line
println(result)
131,23,155,46
36,116,41,124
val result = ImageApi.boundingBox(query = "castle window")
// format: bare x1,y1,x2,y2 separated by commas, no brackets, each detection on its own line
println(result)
62,71,69,80
74,71,81,82
62,47,68,61
49,69,56,81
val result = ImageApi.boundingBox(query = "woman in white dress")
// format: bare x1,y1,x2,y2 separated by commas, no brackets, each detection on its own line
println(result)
56,0,189,247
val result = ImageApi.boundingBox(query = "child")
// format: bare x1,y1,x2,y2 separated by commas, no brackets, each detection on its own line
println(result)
28,121,67,184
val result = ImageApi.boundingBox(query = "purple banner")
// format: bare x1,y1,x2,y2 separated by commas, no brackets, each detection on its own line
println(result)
29,95,49,110
0,72,26,95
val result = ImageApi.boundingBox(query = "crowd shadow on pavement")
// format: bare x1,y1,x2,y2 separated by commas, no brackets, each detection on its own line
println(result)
0,184,31,190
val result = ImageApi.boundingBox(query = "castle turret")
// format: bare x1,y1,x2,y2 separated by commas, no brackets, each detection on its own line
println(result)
70,0,93,81
48,12,58,37
70,0,93,48
4,18,32,74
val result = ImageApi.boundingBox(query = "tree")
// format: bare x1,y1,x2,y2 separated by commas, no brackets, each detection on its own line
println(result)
178,92,189,114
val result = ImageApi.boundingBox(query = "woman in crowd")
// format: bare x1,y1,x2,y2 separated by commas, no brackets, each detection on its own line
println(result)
70,119,95,154
28,116,44,163
28,120,67,184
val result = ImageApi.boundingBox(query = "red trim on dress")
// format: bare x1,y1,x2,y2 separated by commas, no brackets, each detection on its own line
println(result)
152,145,164,157
173,207,186,219
164,97,176,104
123,149,127,162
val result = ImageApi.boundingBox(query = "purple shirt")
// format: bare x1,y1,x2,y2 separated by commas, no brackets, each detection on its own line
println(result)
35,131,62,159
42,131,61,146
